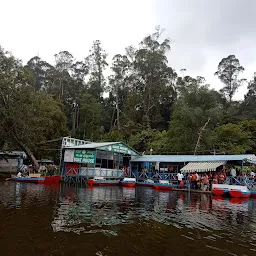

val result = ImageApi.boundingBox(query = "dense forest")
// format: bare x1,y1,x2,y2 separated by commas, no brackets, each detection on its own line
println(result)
1,27,256,168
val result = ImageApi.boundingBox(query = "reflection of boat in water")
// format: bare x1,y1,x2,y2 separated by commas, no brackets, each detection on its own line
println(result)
229,188,251,198
250,189,256,197
136,179,154,187
87,177,120,186
212,196,249,212
154,180,173,191
229,197,250,204
120,178,136,187
12,175,61,184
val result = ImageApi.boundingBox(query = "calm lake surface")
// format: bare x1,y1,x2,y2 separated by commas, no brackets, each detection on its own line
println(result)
0,182,256,256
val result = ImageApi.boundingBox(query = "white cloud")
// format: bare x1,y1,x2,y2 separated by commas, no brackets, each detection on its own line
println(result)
1,0,255,100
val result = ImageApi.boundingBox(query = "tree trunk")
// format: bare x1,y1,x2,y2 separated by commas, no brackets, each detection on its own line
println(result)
115,84,120,131
110,107,116,130
11,133,39,171
194,117,210,155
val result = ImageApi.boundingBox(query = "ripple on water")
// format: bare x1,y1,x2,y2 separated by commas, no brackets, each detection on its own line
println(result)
1,183,256,255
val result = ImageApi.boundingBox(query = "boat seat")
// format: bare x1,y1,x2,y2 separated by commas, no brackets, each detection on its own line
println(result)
29,173,41,178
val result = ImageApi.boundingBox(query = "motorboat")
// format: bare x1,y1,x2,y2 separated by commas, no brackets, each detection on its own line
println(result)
120,177,136,187
212,176,253,198
136,179,154,187
153,180,173,191
12,174,61,184
87,177,120,186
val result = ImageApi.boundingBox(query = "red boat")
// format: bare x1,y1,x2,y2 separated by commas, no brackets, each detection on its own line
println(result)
87,177,120,186
120,178,136,187
229,190,251,198
212,188,228,196
12,175,61,184
136,179,154,187
154,180,173,191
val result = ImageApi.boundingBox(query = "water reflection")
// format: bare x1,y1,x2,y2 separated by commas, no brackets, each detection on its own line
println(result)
1,182,256,255
51,185,256,237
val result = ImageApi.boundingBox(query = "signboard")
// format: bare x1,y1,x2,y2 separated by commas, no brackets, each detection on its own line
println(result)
99,143,138,156
64,149,96,164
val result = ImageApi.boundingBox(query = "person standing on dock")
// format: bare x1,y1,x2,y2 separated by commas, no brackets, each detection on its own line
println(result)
230,167,236,178
177,171,184,188
250,170,255,180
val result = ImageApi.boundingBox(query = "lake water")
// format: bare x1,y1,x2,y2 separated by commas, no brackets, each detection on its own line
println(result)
0,182,256,256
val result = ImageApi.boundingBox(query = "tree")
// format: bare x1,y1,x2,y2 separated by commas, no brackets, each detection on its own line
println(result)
54,51,74,98
215,55,245,102
130,27,177,129
212,122,254,154
109,54,130,130
167,77,223,153
86,40,108,101
76,94,104,141
0,47,68,170
26,56,55,92
241,73,256,119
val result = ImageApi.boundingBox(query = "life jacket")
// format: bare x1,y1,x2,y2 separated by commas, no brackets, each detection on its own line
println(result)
201,176,208,183
191,174,196,181
219,174,225,181
213,176,218,184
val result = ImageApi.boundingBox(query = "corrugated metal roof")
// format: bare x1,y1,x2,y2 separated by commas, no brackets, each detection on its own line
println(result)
64,142,140,155
244,155,256,164
181,161,225,173
65,142,119,149
130,154,256,163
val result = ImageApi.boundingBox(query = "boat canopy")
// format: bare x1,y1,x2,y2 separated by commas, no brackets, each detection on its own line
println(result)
181,161,226,173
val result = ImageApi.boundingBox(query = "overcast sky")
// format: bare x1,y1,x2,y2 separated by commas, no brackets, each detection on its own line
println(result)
1,0,255,100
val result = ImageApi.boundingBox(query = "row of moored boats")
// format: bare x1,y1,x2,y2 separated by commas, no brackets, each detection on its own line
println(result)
212,181,256,198
88,177,173,190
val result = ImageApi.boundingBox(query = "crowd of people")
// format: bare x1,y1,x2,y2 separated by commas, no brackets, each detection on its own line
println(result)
16,162,58,177
176,167,256,191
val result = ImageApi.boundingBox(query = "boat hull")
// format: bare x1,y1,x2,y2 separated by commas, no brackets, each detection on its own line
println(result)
12,175,61,184
250,190,256,197
44,176,62,184
121,182,136,187
136,182,154,187
229,190,251,198
87,179,120,186
212,188,229,196
154,183,173,191
12,177,45,183
212,184,251,198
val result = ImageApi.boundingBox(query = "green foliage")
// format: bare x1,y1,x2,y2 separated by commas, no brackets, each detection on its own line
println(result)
128,129,158,153
1,28,256,157
86,40,108,101
101,129,125,143
167,79,223,153
212,122,255,154
240,75,256,119
215,55,245,102
75,94,104,141
0,47,68,167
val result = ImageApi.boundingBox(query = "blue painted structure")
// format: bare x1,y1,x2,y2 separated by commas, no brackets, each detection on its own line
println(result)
130,154,256,163
130,154,256,187
59,137,256,185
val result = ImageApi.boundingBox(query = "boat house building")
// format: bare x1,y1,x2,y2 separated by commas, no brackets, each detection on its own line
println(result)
60,139,139,182
130,154,256,180
60,137,256,182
